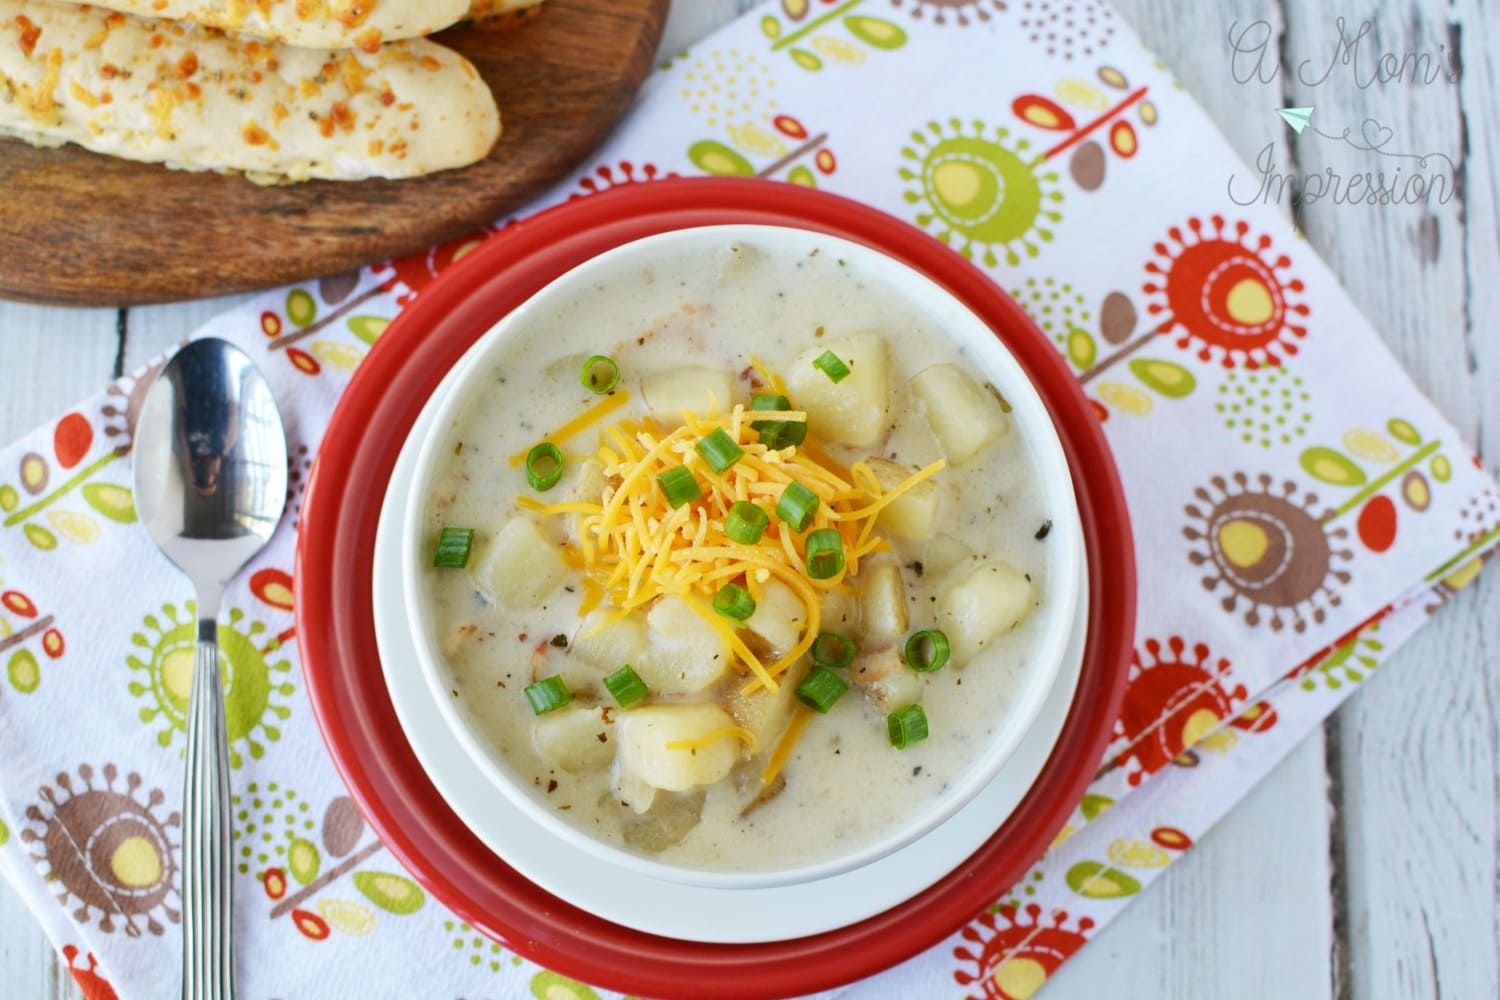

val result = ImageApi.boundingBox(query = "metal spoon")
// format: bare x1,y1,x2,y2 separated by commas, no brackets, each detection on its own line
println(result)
135,338,288,1000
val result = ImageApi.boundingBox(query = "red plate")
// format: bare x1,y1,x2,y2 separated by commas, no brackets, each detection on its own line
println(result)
297,178,1136,999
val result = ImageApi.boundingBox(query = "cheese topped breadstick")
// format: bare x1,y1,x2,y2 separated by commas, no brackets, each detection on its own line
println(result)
468,0,548,25
0,1,500,182
36,1,549,48
36,0,471,51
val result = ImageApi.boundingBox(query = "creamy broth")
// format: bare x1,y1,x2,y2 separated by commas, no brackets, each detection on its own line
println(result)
421,239,1052,872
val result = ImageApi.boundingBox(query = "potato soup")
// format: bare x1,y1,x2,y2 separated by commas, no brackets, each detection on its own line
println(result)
420,238,1053,872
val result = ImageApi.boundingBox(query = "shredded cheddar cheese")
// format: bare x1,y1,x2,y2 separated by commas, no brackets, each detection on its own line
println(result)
666,725,759,755
762,704,814,786
507,391,631,467
520,370,945,708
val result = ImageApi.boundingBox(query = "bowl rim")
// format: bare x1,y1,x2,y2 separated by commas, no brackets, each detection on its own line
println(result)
399,223,1083,889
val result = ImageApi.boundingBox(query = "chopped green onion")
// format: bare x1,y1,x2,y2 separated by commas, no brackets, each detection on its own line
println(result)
903,629,951,673
813,350,851,383
525,442,564,492
524,675,572,715
713,582,757,621
751,394,807,448
804,528,845,580
656,464,702,508
694,427,745,473
749,393,791,426
725,501,769,544
758,419,807,449
432,527,474,568
796,666,849,714
776,481,819,532
811,632,856,669
887,705,929,748
603,665,648,708
579,355,620,394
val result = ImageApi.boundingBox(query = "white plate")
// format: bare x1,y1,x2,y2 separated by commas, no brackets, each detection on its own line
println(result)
401,227,1084,891
373,366,1089,943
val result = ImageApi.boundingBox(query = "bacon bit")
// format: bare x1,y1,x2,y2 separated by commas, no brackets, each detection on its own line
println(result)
100,63,121,79
377,85,395,107
355,27,381,54
100,90,113,104
185,81,201,99
149,34,165,49
388,138,408,158
176,53,198,78
14,15,39,57
248,70,262,83
418,55,442,72
242,121,271,146
336,0,376,28
339,53,366,97
105,14,125,27
316,114,334,139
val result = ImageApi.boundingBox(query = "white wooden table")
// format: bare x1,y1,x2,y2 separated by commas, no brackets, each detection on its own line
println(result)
2,2,1495,997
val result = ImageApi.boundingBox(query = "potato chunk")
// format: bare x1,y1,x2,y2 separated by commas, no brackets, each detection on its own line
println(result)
865,457,940,541
472,517,568,609
616,704,741,792
820,587,860,634
641,367,737,424
637,597,730,695
572,610,647,672
567,458,608,539
923,533,971,577
939,560,1033,662
911,363,1009,465
744,579,808,654
850,645,922,713
858,563,908,639
623,790,705,852
726,658,812,750
533,705,614,773
785,331,890,447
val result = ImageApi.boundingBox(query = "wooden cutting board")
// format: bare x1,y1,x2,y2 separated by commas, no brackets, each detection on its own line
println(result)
0,0,667,307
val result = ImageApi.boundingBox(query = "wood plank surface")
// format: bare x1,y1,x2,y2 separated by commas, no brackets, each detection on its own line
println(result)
0,0,667,307
1275,0,1500,996
1,0,1497,998
0,300,116,1000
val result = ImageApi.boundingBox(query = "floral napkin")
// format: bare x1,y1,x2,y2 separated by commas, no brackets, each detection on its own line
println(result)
1,2,1495,998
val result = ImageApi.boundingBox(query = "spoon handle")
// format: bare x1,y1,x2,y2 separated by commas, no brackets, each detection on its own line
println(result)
182,620,236,1000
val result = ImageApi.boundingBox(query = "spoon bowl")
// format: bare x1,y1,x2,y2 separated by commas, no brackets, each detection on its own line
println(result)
135,340,288,613
134,337,288,1000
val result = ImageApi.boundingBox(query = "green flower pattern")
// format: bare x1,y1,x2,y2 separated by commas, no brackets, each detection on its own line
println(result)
126,602,294,768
